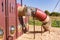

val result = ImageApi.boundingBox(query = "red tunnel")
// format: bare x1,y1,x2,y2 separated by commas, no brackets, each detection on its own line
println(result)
35,8,47,21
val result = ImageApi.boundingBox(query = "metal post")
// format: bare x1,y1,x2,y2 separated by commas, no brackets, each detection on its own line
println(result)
21,0,22,6
33,16,35,39
15,0,18,38
41,26,42,36
5,0,9,40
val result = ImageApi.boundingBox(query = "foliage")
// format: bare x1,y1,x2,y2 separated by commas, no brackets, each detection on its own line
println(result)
45,10,50,15
50,12,60,16
44,10,60,16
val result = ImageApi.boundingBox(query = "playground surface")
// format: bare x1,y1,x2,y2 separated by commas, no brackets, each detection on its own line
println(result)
16,25,60,40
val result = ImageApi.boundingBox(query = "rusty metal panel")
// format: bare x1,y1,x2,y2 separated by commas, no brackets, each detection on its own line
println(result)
0,0,6,40
7,0,17,40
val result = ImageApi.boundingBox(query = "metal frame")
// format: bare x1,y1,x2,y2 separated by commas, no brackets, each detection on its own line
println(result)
5,0,9,40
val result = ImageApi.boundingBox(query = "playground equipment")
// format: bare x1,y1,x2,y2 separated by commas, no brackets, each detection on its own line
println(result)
17,5,51,39
0,0,28,40
18,5,51,24
0,0,51,40
17,5,51,31
0,0,17,40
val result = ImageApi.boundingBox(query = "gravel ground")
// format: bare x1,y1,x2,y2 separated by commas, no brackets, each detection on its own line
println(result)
16,25,60,40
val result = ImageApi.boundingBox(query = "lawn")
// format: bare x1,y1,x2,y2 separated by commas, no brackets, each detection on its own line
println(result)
51,16,60,27
29,16,60,27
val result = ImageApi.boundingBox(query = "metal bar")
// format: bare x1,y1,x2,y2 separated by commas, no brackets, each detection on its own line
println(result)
33,16,35,39
5,0,7,40
21,0,22,6
15,0,18,38
5,0,9,40
28,16,29,31
41,26,42,36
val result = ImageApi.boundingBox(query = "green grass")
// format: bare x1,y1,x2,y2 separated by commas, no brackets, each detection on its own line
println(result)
52,20,60,27
51,16,60,27
29,17,60,27
29,17,42,26
29,20,42,26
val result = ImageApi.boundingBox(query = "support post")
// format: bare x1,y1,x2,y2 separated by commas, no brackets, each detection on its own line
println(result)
33,16,35,39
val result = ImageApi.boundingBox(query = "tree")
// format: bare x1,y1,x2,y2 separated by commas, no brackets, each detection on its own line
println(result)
44,10,50,15
50,12,60,16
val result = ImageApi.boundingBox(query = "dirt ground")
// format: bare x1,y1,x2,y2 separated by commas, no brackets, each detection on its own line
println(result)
16,25,60,40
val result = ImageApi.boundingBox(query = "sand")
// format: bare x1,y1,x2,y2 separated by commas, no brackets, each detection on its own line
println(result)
16,25,60,40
